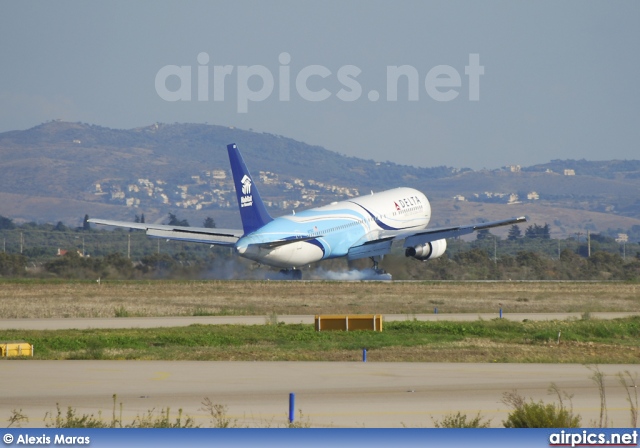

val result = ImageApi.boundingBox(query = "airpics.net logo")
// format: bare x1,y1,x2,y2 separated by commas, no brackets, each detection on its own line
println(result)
155,52,484,113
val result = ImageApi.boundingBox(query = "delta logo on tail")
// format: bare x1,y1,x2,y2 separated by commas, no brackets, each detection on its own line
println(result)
89,143,526,279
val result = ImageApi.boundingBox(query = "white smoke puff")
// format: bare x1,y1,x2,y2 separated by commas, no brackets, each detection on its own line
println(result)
310,268,392,281
200,257,266,280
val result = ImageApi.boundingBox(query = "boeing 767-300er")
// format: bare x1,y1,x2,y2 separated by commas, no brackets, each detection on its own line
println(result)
89,143,526,279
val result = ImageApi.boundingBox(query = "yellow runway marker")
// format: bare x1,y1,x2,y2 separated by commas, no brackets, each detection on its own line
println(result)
150,371,171,381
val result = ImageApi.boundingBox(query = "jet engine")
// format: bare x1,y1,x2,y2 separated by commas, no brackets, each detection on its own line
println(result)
405,239,447,261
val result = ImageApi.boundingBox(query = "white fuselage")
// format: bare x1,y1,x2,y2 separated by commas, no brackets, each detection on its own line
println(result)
235,187,430,268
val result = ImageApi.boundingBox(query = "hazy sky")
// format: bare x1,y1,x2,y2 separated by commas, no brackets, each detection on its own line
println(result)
1,1,638,169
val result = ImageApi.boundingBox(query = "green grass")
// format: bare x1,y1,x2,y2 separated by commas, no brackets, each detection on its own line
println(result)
2,317,638,363
113,306,130,318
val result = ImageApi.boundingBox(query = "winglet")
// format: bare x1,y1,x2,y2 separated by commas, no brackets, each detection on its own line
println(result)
227,143,273,235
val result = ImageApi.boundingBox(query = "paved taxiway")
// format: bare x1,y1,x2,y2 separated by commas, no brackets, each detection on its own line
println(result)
1,313,638,427
1,361,639,428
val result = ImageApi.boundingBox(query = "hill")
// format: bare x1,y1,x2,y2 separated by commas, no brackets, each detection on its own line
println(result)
1,121,639,240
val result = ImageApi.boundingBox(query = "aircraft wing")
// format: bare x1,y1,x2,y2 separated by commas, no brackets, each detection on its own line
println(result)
402,216,527,248
347,216,526,260
88,219,243,246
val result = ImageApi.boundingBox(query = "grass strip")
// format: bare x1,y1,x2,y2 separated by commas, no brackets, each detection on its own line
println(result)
1,317,638,363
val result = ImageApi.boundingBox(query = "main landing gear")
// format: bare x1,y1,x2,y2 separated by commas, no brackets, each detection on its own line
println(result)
370,256,387,276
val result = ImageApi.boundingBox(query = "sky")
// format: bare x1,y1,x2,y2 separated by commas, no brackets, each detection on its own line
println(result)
1,1,638,169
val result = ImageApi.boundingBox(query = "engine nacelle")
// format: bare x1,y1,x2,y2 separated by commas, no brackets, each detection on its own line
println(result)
405,238,447,261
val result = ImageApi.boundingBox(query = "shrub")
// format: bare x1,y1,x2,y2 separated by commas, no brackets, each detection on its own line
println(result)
502,389,581,428
200,398,238,428
44,404,110,428
433,411,491,428
42,394,198,428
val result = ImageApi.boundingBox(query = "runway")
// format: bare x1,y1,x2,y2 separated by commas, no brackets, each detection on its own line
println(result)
1,361,638,428
0,311,636,330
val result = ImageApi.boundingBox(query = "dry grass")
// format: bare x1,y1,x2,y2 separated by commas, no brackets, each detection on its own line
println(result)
0,280,638,319
26,336,640,364
370,340,640,364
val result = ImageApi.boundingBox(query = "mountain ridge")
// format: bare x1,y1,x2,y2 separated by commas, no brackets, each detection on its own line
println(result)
1,121,639,239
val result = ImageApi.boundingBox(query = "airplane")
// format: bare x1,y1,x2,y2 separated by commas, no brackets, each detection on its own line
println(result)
89,143,526,279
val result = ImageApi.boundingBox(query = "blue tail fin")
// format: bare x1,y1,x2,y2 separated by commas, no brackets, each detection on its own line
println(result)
227,143,273,235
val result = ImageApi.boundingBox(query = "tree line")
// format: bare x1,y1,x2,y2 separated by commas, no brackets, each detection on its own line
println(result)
0,216,639,280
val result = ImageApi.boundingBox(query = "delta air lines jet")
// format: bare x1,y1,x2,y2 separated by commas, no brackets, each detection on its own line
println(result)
89,144,526,279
